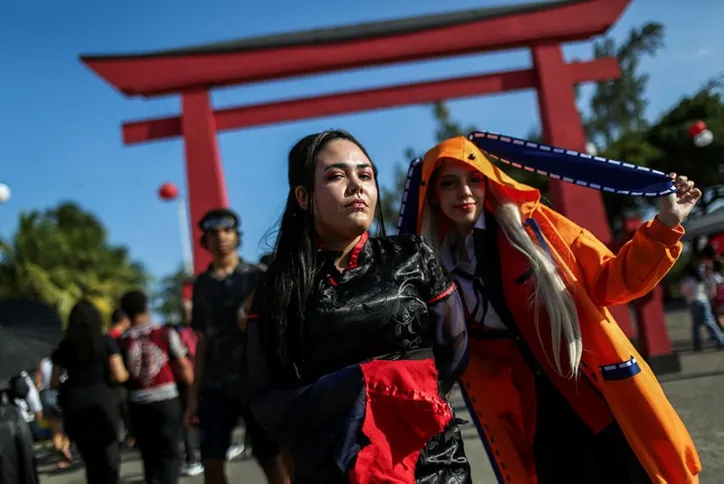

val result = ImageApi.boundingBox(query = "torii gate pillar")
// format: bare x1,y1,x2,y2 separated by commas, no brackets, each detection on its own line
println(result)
180,90,228,274
533,43,635,338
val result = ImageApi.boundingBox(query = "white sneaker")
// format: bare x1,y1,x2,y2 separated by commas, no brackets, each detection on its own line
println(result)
183,462,204,476
226,443,245,461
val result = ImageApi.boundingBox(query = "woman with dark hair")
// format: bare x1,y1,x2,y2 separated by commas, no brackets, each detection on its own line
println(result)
51,300,129,484
680,262,724,351
245,130,471,483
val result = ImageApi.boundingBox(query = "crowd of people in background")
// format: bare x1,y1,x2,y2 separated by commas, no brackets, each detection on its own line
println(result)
2,207,291,484
680,244,724,350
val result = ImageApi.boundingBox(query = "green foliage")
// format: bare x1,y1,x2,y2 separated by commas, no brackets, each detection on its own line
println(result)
646,88,724,193
432,102,477,142
587,22,665,146
599,85,724,221
379,161,410,234
0,202,149,323
154,264,192,325
583,22,668,225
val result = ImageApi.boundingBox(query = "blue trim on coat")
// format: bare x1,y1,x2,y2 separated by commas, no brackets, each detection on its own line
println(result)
468,131,675,197
599,357,641,381
459,385,505,484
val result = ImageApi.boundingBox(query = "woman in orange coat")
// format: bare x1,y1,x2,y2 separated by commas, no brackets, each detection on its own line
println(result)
409,136,702,483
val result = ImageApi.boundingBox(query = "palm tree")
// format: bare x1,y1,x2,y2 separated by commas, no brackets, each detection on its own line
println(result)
0,202,148,323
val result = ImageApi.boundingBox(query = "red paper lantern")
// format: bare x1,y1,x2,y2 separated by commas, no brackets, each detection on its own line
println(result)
689,120,707,138
158,182,179,201
689,120,706,138
689,120,714,147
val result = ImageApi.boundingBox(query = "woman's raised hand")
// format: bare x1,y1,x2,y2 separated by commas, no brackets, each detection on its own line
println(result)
657,173,702,227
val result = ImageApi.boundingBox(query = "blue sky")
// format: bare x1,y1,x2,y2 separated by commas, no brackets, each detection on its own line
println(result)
0,0,722,282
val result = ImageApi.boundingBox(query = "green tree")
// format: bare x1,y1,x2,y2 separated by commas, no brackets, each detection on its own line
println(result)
154,264,191,324
0,202,148,322
590,75,724,225
645,83,724,213
432,102,477,142
587,22,665,147
577,22,665,227
379,149,416,234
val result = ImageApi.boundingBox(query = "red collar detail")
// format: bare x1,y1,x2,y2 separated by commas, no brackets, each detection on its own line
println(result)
315,232,370,269
348,232,369,269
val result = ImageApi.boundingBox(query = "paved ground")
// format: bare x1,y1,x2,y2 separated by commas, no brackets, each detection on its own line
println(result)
40,308,724,483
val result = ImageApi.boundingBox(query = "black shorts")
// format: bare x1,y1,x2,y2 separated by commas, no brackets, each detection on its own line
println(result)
197,388,279,461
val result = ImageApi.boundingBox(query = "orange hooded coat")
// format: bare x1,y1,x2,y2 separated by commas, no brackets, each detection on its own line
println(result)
416,137,701,484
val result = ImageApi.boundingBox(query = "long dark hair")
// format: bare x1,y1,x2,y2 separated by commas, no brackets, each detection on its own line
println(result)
257,130,386,380
63,300,105,363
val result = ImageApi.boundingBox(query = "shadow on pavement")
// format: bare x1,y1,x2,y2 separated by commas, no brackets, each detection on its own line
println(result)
36,445,140,477
659,369,724,383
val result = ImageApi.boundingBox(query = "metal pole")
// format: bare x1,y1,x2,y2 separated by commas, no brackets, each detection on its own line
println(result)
176,197,194,275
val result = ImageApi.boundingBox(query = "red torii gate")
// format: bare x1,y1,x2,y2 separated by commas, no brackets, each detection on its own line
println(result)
81,0,679,372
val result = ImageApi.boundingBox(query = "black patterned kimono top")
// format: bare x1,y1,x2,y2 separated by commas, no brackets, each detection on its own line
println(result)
246,233,471,483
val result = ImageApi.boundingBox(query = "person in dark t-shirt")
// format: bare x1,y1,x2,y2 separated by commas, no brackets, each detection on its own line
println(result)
183,208,289,484
51,300,129,484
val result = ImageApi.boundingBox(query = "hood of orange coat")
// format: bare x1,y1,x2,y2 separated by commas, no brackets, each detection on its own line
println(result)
417,136,541,234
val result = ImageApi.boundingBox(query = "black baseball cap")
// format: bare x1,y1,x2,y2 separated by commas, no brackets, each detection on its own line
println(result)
198,208,240,232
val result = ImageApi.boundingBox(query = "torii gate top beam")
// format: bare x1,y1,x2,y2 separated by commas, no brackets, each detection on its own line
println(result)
80,0,630,98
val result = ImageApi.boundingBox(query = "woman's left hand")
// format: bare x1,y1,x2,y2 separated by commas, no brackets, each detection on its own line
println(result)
657,173,702,227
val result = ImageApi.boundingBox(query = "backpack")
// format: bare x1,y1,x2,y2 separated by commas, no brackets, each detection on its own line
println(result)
121,326,174,390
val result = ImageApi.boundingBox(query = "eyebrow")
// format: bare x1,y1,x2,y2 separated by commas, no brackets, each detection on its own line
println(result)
324,161,372,171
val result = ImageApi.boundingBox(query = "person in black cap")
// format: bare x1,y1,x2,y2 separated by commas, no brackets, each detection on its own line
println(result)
184,208,289,484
